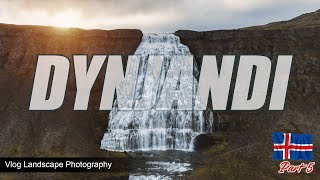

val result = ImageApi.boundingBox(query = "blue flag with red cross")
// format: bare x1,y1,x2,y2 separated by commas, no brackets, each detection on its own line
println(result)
272,132,313,160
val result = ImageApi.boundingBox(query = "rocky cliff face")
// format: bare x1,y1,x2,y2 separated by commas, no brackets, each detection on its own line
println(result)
0,24,142,158
175,10,320,179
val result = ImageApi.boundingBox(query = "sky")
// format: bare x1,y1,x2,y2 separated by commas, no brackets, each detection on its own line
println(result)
0,0,319,32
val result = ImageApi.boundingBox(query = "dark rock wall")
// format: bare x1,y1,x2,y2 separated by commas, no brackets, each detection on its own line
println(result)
175,28,319,178
0,24,142,157
176,29,320,96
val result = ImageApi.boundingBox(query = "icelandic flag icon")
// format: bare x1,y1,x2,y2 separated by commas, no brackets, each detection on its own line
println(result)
273,132,313,160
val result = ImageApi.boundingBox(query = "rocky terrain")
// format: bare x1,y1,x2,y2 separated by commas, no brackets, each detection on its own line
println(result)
0,9,319,179
0,24,142,178
175,9,320,179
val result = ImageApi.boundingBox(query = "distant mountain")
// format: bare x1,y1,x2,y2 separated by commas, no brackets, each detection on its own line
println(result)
244,9,320,30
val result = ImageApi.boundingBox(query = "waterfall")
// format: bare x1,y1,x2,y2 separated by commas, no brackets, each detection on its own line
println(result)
101,33,213,152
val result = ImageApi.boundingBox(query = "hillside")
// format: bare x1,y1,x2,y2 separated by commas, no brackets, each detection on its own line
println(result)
244,9,320,30
0,24,142,178
175,9,320,179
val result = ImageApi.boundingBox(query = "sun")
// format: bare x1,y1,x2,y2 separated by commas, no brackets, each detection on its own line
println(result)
49,9,82,28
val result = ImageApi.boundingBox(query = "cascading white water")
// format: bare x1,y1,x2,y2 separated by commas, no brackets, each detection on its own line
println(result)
100,33,213,152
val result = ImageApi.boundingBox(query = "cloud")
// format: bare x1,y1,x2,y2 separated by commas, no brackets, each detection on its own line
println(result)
0,0,319,32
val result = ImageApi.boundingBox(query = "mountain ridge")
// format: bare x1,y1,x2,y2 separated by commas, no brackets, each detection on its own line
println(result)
243,9,320,30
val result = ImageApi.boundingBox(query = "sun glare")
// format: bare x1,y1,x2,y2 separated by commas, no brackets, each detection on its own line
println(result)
49,9,82,28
